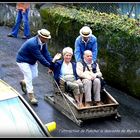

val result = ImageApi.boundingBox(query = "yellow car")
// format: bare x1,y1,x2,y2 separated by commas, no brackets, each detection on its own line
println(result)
0,79,56,137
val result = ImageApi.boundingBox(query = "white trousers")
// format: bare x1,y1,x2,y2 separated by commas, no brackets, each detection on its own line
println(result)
17,62,38,93
82,78,101,102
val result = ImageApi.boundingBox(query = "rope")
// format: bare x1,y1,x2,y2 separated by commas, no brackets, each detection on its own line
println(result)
50,73,79,124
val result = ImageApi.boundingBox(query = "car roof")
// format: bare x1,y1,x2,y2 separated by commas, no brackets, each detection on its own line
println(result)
0,79,18,101
0,79,51,137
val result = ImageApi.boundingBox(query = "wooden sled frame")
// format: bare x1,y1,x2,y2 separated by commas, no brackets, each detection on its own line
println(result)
44,77,121,127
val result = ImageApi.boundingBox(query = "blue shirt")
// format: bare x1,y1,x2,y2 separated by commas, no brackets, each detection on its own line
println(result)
16,35,52,68
74,35,98,62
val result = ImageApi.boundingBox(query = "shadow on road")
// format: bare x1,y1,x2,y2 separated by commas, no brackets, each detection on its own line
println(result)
0,26,140,137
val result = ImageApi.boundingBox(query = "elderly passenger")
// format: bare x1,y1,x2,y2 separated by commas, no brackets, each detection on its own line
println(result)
51,47,84,108
76,50,103,107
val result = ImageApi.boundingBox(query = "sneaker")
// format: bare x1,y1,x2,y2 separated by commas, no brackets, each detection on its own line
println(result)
21,36,29,39
30,98,38,105
28,92,38,105
20,80,27,94
7,33,16,38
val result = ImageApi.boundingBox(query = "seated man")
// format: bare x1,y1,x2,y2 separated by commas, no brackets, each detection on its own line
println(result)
76,50,103,107
51,47,84,108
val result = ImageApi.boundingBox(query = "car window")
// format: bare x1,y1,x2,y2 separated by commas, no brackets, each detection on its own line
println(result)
0,97,47,137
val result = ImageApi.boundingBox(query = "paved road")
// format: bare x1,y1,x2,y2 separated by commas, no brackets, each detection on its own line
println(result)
0,26,140,137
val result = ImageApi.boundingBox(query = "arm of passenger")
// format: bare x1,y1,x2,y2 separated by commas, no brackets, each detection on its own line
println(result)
52,53,62,63
95,63,102,77
76,62,92,79
49,60,60,71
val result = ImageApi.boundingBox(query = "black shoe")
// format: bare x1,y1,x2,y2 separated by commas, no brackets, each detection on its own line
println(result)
7,33,16,38
21,36,29,39
20,80,27,94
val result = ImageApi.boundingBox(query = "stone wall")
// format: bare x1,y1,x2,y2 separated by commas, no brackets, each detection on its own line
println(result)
0,3,59,55
0,3,42,35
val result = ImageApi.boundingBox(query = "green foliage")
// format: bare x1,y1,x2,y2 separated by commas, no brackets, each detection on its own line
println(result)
39,5,140,98
40,5,140,46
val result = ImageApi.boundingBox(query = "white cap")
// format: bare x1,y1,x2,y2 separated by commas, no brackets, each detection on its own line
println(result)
38,29,51,39
79,26,92,37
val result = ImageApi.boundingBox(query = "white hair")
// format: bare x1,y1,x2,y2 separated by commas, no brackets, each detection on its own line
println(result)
84,50,92,56
62,47,73,56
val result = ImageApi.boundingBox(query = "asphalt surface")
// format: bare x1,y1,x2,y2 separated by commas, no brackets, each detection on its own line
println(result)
0,26,140,138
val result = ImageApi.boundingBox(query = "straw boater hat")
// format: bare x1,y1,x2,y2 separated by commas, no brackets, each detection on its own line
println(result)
38,29,51,39
79,26,92,37
62,47,73,56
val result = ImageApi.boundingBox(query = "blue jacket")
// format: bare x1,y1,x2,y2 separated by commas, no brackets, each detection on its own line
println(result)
74,35,98,62
51,60,79,85
16,36,52,68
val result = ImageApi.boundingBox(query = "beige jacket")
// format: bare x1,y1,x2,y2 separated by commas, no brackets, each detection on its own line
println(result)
76,61,102,80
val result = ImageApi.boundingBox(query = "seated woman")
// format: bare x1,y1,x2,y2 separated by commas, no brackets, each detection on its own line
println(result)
51,47,84,108
76,50,103,107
